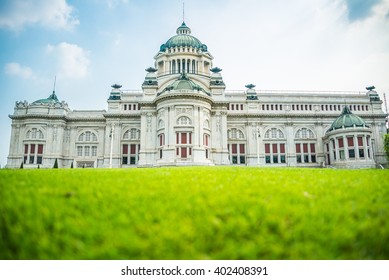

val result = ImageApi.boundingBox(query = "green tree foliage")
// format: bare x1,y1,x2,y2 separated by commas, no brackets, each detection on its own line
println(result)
384,134,389,162
53,158,58,169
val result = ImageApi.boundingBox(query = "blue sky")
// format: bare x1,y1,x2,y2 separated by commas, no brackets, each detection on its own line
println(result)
0,0,389,167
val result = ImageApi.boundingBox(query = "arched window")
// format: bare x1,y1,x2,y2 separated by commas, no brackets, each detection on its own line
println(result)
78,131,98,142
295,128,315,139
228,128,244,139
177,116,192,125
26,128,44,140
123,128,139,140
264,128,284,139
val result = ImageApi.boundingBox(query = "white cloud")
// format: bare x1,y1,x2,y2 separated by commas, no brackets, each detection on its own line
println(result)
47,42,90,79
106,0,129,9
4,62,34,79
0,0,79,31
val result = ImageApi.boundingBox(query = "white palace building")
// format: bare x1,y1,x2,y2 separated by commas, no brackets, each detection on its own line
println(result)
6,22,388,169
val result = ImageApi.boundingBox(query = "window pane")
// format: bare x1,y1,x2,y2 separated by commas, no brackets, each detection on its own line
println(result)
338,138,344,148
130,144,136,154
280,155,286,163
181,147,187,158
273,155,278,163
296,143,301,153
347,137,354,147
30,144,35,154
339,150,345,159
232,156,238,164
84,146,90,156
311,155,316,163
303,143,308,153
130,157,136,164
265,143,270,154
77,146,82,156
232,144,237,154
123,144,128,154
265,156,271,163
310,143,315,153
304,155,309,163
37,156,43,164
358,137,363,147
239,144,245,154
349,149,355,158
181,133,187,144
280,143,285,153
297,155,302,163
359,149,364,158
92,146,97,156
240,156,245,164
29,156,34,164
38,144,43,154
176,133,179,144
24,144,28,154
272,143,278,153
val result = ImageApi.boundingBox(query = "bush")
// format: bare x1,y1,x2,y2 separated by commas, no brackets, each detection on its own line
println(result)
53,158,58,169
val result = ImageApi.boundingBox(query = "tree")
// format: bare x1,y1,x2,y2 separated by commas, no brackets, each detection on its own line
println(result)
70,162,74,169
53,158,58,169
384,134,389,163
20,162,23,169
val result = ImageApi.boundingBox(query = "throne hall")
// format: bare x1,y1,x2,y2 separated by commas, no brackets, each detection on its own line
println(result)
7,22,387,168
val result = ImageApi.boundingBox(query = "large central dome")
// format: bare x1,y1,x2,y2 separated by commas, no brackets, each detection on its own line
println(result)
160,22,208,52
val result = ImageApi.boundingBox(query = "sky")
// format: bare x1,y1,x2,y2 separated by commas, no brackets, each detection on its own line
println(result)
0,0,389,167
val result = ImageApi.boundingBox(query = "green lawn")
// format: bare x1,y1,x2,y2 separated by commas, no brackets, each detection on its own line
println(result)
0,167,388,260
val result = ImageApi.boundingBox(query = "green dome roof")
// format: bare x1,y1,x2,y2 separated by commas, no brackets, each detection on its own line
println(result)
32,92,59,105
328,106,366,131
160,22,208,52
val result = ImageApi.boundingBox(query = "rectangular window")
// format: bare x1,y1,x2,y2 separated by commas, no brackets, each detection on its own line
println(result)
29,156,34,164
232,144,237,154
240,104,243,110
359,149,364,158
349,149,355,158
265,156,271,163
77,146,83,156
310,143,315,153
124,104,127,110
181,147,187,158
265,143,270,154
84,146,90,156
296,143,301,153
280,155,286,163
37,144,43,154
30,144,35,154
24,156,27,164
130,157,136,164
273,155,278,163
272,143,278,153
240,156,245,164
24,144,28,154
133,104,136,110
239,144,245,154
159,149,163,159
181,133,187,144
122,157,128,164
92,146,97,156
280,143,285,153
123,144,128,154
304,155,309,163
339,150,345,160
297,155,302,163
176,133,179,144
338,138,344,148
311,155,316,163
358,137,363,147
303,143,308,153
37,156,43,164
130,144,136,155
347,137,354,147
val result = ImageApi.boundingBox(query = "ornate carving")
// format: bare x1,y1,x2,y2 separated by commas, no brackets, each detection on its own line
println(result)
176,107,193,116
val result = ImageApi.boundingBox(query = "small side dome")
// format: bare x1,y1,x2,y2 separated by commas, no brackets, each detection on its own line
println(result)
32,92,59,105
328,106,366,132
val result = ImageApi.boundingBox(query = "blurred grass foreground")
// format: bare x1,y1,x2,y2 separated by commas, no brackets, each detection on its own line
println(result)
0,167,388,259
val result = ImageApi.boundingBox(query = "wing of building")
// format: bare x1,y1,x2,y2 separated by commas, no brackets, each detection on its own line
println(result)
7,22,388,169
